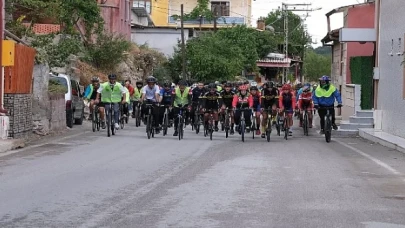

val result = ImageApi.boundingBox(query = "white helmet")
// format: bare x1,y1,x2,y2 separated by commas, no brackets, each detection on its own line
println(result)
250,81,258,87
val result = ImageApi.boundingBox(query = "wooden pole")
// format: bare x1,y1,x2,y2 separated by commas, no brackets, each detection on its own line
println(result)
180,4,187,79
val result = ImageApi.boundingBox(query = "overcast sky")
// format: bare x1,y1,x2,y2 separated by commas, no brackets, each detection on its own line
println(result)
251,0,362,46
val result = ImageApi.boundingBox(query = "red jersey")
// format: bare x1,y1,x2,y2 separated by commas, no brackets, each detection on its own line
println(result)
298,92,313,110
232,94,253,109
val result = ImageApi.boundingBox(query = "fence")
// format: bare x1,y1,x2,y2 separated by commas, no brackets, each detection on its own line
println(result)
4,44,36,94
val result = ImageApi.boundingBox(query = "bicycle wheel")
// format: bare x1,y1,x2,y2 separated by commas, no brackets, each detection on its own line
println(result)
267,119,272,142
163,113,168,136
283,119,288,140
146,115,151,139
111,109,115,136
178,116,182,141
325,116,332,143
107,108,111,137
276,116,281,136
120,115,124,129
135,107,140,127
303,112,308,136
225,114,229,138
241,121,245,142
209,119,213,141
92,108,96,132
96,110,100,131
252,117,255,139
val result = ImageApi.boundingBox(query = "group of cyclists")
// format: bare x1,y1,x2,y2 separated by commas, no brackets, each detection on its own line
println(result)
84,73,343,139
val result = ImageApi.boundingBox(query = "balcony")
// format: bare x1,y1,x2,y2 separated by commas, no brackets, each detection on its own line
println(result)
168,16,245,25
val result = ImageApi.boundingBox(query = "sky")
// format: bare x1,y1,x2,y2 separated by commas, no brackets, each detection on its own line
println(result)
251,0,362,46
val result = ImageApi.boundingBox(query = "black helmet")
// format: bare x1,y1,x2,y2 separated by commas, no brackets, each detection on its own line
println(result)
224,82,232,87
108,74,117,80
91,76,99,82
208,83,216,89
146,76,156,83
268,81,274,88
250,86,258,91
163,80,171,87
178,80,187,86
136,80,143,85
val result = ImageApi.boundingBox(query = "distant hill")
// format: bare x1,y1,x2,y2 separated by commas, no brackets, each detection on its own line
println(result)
313,46,332,56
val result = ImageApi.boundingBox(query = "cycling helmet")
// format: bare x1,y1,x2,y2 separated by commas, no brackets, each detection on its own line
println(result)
163,81,171,87
178,80,187,86
239,85,248,91
250,86,258,91
319,75,330,81
146,76,157,83
108,74,117,80
91,76,99,82
224,82,232,88
302,86,310,92
215,81,220,85
282,84,291,90
304,83,311,87
244,80,249,85
277,82,283,88
208,83,216,89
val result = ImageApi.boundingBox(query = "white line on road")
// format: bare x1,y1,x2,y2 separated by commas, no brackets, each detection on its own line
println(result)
336,139,405,182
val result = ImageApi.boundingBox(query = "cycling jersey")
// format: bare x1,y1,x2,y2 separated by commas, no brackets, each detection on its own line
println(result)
261,88,278,108
191,87,206,103
279,91,296,110
172,87,191,107
142,85,160,102
160,88,173,106
201,91,221,110
232,94,253,109
97,82,126,103
220,90,235,108
250,92,261,110
298,92,314,110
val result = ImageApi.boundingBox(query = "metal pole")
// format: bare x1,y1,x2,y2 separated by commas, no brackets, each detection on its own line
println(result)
180,4,187,79
0,0,6,114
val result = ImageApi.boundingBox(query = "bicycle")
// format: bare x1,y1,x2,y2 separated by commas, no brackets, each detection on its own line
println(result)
223,107,232,138
144,100,156,139
162,105,170,136
318,106,337,143
92,104,100,132
263,107,275,142
237,108,249,142
280,110,291,140
302,109,309,136
275,111,282,136
134,101,142,127
105,102,117,137
193,105,203,134
176,104,187,140
204,109,214,140
251,110,256,139
119,103,127,129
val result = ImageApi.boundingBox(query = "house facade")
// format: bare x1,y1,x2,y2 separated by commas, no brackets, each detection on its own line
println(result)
98,0,133,40
373,0,405,138
321,2,375,119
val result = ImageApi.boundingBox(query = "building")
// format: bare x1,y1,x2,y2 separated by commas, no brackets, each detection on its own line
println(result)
373,0,405,138
98,0,133,40
321,1,375,120
131,0,252,56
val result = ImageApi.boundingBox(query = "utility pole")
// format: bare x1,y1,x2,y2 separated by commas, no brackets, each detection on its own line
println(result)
180,4,187,79
281,3,320,84
213,5,218,32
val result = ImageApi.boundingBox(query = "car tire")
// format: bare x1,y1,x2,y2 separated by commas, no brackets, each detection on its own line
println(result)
75,108,84,125
67,109,74,128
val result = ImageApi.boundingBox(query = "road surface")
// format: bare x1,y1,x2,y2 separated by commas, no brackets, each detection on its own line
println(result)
1,122,405,228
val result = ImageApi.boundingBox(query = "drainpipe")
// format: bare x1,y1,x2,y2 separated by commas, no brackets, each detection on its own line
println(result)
0,0,6,115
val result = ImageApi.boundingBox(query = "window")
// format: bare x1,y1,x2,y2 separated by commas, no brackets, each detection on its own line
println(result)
133,0,151,14
211,1,230,17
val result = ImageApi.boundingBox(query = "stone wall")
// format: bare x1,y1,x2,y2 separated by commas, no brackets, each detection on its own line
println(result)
32,64,51,135
4,94,33,139
342,84,361,120
49,94,66,131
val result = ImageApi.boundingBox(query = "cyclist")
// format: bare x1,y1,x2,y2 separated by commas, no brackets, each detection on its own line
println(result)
131,81,143,117
219,82,235,135
95,74,127,130
250,86,262,135
232,85,253,133
313,75,342,134
124,79,134,116
171,80,192,136
121,82,131,118
260,81,279,138
84,76,101,120
278,84,296,136
298,85,314,128
159,81,174,127
140,76,161,134
215,81,222,92
190,81,206,126
201,83,221,132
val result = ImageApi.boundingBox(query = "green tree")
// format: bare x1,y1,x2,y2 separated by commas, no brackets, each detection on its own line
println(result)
303,48,331,81
262,10,311,57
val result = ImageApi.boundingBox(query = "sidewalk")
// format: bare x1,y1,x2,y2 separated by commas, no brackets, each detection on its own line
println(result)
359,128,405,154
0,139,25,153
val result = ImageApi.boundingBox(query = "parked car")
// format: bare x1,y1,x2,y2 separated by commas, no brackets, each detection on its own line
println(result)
49,73,85,128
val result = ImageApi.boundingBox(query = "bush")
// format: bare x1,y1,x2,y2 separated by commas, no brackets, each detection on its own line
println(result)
83,33,132,71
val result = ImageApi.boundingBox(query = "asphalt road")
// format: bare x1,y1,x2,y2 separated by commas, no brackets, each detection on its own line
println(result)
1,120,405,228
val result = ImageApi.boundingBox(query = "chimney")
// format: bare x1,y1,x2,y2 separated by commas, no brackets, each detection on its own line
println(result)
257,19,265,31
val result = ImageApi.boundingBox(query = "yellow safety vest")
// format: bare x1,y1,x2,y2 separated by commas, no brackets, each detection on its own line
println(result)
315,84,336,98
174,87,190,107
100,82,123,103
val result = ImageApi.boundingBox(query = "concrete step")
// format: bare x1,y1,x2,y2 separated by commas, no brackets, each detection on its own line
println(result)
340,121,374,130
349,116,374,124
335,128,359,137
356,110,373,118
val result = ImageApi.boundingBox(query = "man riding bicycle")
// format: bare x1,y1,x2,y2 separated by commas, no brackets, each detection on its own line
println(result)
131,81,143,117
279,84,296,136
140,76,161,134
298,85,314,128
250,86,262,136
232,85,253,133
201,83,221,132
219,82,235,135
260,81,278,138
84,76,101,121
95,74,127,130
190,81,206,126
171,80,192,136
159,81,174,127
313,75,342,134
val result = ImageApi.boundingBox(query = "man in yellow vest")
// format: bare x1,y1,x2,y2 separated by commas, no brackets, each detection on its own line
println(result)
131,81,143,117
171,80,192,136
95,74,127,130
313,75,342,134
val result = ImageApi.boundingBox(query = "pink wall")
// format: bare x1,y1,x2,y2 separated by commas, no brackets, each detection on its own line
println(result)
98,0,132,40
345,4,375,83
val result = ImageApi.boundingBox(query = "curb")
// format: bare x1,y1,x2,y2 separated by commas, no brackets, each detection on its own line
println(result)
359,129,405,154
0,139,25,153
